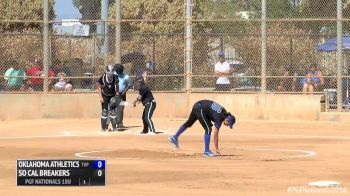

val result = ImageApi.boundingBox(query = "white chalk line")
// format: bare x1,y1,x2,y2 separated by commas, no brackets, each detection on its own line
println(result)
0,135,76,140
1,130,350,141
239,148,316,158
74,149,141,160
62,131,73,136
176,133,350,140
73,147,315,160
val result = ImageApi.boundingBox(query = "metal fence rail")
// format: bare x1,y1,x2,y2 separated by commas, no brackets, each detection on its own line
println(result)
1,0,350,111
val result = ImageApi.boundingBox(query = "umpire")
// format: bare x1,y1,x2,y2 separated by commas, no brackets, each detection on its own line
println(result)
98,64,119,132
114,64,131,129
132,75,156,134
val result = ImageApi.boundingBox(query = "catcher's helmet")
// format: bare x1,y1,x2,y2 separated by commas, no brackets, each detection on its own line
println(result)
105,64,114,81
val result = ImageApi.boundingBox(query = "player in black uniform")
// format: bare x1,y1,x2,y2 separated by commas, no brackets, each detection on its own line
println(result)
132,75,156,134
98,64,119,132
168,100,236,157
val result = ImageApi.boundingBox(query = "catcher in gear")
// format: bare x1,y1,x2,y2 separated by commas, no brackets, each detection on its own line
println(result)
98,64,119,131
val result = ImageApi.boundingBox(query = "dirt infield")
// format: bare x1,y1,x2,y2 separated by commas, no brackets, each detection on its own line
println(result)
0,118,349,195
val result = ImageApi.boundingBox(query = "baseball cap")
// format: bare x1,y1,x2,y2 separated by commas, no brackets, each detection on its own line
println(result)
227,114,236,129
218,51,225,57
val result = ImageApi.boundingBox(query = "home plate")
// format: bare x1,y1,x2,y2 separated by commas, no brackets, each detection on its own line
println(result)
308,181,341,187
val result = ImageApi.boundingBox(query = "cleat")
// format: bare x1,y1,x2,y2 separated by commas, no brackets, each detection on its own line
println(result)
148,131,157,135
117,124,126,129
140,130,148,134
203,150,217,157
168,136,179,150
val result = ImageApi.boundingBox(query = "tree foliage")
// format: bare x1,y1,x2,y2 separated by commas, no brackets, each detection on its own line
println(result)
0,0,55,32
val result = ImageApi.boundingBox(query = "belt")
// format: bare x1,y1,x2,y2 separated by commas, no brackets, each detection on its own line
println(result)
102,93,116,97
145,100,156,105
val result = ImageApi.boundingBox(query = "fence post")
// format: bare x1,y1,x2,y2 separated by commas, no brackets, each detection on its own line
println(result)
92,33,96,73
101,0,109,56
115,0,121,63
42,0,49,94
185,0,192,93
337,0,343,111
261,0,267,93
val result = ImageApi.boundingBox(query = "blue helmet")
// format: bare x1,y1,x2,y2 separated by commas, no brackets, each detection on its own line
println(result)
226,113,236,129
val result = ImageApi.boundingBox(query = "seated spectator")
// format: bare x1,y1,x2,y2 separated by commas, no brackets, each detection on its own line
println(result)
3,61,27,91
52,59,71,77
20,78,34,92
53,72,73,92
26,58,55,91
4,64,14,89
301,64,324,94
0,78,5,91
277,64,298,92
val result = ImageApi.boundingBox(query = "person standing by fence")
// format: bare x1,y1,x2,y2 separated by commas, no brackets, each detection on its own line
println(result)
214,51,232,91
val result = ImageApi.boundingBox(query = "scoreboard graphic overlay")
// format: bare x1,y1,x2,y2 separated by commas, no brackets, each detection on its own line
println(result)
17,160,106,186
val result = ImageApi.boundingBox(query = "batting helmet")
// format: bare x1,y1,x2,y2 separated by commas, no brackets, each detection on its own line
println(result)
135,75,144,83
226,112,236,129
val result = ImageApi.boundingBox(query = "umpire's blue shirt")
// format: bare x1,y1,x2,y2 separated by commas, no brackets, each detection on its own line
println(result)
117,73,130,93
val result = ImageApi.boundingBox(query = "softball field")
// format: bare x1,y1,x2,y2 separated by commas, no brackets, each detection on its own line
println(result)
0,118,349,195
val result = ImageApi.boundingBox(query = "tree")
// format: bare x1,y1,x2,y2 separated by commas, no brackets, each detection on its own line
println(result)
0,0,55,73
0,0,55,32
73,0,101,32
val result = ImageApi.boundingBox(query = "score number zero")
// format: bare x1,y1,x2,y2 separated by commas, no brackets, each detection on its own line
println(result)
97,161,103,177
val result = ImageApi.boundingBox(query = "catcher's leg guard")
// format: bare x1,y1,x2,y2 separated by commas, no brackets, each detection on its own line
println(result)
101,109,109,131
110,109,117,130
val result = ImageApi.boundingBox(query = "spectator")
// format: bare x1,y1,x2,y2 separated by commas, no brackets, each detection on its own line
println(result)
3,61,27,91
214,51,232,91
132,53,146,77
26,58,55,91
52,59,71,77
146,61,155,74
20,78,34,92
0,78,5,91
301,63,324,94
277,64,298,92
53,72,73,92
342,66,350,107
3,64,14,90
121,52,146,77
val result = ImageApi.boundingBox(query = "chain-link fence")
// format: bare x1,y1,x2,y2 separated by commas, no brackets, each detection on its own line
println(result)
1,0,350,111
